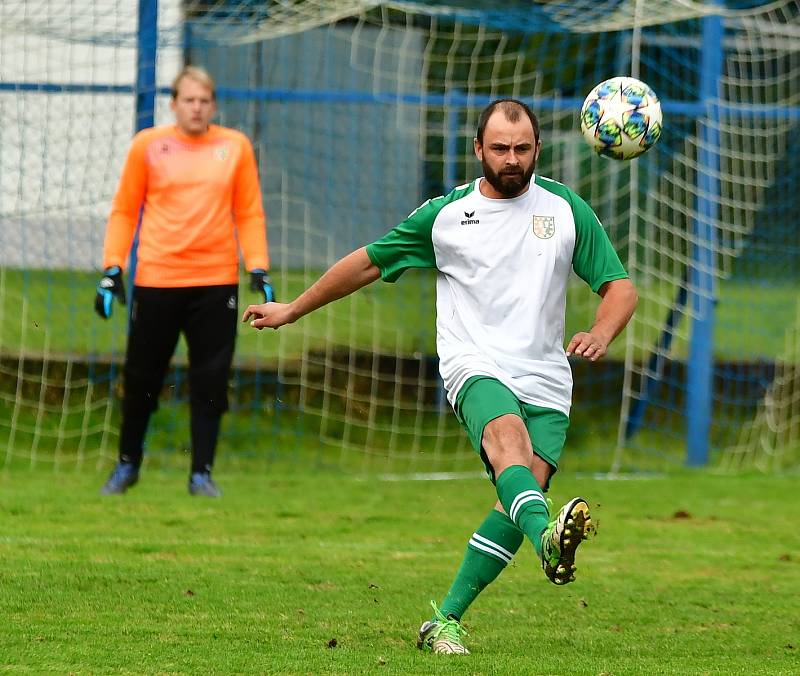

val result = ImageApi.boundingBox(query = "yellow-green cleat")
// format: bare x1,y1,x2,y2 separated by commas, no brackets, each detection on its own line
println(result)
417,601,470,655
540,497,594,585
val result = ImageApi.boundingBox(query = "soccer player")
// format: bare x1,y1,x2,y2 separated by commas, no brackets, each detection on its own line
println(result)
96,66,274,497
242,99,637,652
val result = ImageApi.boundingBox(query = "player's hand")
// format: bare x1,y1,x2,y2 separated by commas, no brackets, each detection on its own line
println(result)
94,266,127,319
566,331,608,362
242,302,295,330
249,269,275,303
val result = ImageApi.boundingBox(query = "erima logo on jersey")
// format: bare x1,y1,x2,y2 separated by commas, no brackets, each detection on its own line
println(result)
461,210,480,225
227,295,236,309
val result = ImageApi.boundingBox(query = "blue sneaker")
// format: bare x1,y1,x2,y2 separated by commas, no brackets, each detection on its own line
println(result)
101,461,140,495
188,472,221,497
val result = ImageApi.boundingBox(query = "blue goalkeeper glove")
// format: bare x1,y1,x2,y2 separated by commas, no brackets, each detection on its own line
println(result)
249,269,275,303
94,266,127,319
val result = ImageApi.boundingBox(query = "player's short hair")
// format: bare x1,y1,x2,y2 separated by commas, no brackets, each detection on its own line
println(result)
171,66,216,100
476,99,540,145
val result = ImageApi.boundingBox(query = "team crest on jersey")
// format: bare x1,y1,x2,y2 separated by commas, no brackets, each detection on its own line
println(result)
214,145,229,161
532,215,555,239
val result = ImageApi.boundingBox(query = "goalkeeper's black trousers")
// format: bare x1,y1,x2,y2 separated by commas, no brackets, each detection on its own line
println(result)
118,284,238,473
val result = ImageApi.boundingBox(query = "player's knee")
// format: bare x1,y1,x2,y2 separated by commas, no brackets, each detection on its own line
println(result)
188,369,229,416
483,414,530,455
121,371,163,416
482,422,535,479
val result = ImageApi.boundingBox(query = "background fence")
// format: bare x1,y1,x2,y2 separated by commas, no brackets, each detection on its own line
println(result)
1,0,798,474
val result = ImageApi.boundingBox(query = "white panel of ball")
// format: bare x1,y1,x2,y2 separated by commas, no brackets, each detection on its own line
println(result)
580,76,662,160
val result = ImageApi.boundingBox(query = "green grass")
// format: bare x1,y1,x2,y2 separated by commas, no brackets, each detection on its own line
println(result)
0,267,438,363
3,267,798,363
1,467,799,674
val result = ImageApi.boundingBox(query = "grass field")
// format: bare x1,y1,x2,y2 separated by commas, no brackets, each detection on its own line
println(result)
1,467,798,674
3,267,799,363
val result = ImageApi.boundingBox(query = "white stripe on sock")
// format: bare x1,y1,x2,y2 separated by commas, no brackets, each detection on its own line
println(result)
468,536,512,563
472,533,514,559
509,490,546,523
471,532,515,560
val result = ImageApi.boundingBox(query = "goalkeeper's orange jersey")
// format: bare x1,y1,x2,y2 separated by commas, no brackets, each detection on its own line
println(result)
103,124,269,288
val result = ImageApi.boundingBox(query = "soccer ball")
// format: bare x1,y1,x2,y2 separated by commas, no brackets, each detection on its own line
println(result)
579,76,662,160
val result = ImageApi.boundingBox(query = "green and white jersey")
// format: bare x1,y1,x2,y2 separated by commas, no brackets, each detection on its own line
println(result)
366,176,628,415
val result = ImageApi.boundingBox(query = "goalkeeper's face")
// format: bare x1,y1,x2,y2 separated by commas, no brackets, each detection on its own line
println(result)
171,77,216,137
475,111,540,199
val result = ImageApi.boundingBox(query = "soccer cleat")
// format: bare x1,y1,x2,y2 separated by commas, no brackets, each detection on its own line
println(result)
100,461,140,495
188,472,222,497
540,497,594,585
416,601,469,655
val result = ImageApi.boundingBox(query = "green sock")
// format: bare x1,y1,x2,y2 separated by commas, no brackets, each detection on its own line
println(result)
439,509,524,621
495,464,550,556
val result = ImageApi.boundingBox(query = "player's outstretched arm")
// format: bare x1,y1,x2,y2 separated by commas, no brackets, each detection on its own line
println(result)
242,247,381,330
566,278,638,361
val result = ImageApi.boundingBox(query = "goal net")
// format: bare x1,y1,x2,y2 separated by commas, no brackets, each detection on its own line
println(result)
1,0,798,474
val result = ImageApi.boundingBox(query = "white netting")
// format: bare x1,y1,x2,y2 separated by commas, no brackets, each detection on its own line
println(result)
1,0,798,473
723,299,800,471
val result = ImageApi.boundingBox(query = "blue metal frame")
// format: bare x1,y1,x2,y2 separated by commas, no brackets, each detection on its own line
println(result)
3,82,797,120
625,281,688,440
135,0,158,131
128,0,159,326
686,11,723,466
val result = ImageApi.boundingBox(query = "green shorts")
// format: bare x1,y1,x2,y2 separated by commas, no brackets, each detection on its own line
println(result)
454,375,569,486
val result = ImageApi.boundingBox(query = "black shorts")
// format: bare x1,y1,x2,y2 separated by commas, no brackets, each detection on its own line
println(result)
123,284,238,415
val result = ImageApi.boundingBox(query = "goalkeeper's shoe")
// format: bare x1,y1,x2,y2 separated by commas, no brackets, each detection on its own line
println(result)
100,461,140,495
540,497,594,585
188,472,222,498
416,601,469,655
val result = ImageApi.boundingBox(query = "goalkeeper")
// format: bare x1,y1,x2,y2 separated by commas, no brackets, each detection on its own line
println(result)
96,66,273,498
243,99,637,654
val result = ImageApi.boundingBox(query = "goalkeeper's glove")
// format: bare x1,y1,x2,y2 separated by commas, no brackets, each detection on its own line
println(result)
249,269,275,303
94,266,127,319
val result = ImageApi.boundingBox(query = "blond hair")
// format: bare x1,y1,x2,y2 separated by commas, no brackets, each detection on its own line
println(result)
170,66,216,100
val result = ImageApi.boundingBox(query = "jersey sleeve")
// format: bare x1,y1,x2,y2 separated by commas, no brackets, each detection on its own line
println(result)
365,199,439,283
233,135,269,271
102,132,149,270
570,194,629,293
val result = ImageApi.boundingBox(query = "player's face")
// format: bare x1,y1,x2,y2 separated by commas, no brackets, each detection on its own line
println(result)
475,111,541,198
171,77,216,136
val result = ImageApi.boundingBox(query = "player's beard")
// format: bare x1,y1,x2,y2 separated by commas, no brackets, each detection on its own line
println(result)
481,158,535,197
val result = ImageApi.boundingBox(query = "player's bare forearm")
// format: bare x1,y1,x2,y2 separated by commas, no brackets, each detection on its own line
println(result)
590,278,638,344
566,278,638,361
242,247,381,330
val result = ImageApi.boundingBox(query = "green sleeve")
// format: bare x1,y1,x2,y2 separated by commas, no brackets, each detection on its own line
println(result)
570,194,629,293
366,182,475,283
365,199,437,283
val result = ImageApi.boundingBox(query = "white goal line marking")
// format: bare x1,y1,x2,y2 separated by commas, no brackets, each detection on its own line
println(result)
373,471,486,482
371,471,666,482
